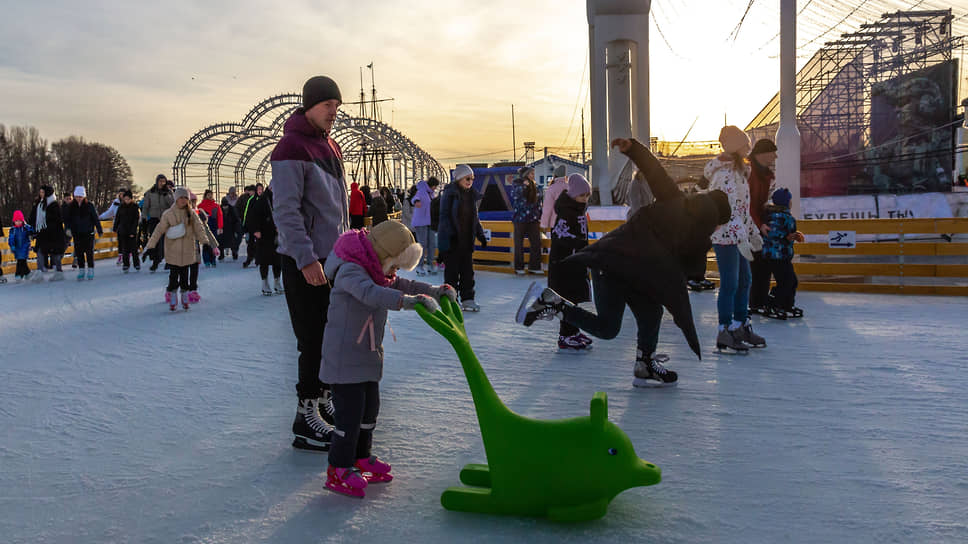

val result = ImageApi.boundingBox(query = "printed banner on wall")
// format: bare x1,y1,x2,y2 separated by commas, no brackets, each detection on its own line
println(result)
801,193,952,220
801,193,953,242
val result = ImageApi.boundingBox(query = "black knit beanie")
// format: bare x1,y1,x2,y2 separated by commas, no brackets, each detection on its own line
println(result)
750,139,778,156
303,76,342,110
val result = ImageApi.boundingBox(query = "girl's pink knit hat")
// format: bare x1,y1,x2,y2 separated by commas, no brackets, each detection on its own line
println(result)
12,210,25,223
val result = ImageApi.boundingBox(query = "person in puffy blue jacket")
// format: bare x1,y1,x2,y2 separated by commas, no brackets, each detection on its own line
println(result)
8,210,34,281
761,188,804,319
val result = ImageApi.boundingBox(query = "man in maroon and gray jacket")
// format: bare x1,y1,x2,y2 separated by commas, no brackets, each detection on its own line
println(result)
271,75,350,452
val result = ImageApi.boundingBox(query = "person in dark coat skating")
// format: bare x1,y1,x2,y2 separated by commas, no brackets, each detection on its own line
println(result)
437,164,488,312
63,186,103,280
115,190,142,272
517,138,731,388
220,192,243,260
28,185,68,281
246,185,283,295
547,174,593,352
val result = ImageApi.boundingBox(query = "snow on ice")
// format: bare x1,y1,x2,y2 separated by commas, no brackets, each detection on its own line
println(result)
1,265,966,543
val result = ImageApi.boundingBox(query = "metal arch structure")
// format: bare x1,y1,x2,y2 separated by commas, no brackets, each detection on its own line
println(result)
173,93,445,196
172,123,242,187
333,116,446,188
240,94,302,130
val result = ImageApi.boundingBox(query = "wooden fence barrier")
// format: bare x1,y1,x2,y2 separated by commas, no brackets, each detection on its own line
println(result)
1,221,118,275
472,218,968,296
473,220,624,275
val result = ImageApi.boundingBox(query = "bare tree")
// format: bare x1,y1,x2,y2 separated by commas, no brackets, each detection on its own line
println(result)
0,125,53,223
0,127,134,223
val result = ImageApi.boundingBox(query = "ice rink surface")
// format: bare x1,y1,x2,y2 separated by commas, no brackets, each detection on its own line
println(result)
1,263,966,543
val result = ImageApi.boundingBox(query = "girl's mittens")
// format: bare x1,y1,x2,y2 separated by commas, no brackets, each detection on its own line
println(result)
401,294,440,313
432,284,458,303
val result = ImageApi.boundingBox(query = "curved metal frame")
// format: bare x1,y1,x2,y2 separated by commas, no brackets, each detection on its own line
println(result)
240,94,302,129
173,94,445,194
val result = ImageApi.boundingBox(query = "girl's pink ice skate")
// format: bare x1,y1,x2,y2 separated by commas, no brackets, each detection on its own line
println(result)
325,466,367,498
354,456,393,483
187,291,201,304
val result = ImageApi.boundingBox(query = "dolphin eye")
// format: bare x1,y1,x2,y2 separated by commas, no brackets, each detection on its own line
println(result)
608,448,618,456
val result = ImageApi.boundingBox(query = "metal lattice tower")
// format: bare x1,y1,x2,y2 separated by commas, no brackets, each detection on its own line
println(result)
747,10,963,196
172,93,446,195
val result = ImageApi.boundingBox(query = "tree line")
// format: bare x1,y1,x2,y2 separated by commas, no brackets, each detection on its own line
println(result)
0,124,136,224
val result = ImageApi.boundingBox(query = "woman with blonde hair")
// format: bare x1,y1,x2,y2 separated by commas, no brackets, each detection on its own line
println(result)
705,126,765,353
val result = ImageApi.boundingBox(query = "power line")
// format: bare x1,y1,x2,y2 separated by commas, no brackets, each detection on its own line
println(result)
650,6,692,60
559,48,589,149
435,148,516,161
728,0,759,42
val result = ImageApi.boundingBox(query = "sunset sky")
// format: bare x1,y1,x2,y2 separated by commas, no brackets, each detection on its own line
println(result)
2,0,967,186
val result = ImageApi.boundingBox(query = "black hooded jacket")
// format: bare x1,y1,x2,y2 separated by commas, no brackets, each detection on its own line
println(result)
114,201,141,237
220,197,242,235
64,200,103,238
565,139,730,358
549,190,590,303
28,190,68,254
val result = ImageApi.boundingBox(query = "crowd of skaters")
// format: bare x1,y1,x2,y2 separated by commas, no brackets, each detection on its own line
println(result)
0,74,806,501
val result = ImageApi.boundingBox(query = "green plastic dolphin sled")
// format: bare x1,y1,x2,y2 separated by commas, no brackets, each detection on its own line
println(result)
415,298,661,522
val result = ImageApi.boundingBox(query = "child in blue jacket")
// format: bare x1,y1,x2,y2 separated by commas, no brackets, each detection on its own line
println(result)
761,188,804,319
8,210,34,282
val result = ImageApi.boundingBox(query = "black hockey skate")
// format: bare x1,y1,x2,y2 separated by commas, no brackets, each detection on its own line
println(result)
633,351,678,388
318,389,336,426
515,281,571,326
763,306,787,320
292,398,333,452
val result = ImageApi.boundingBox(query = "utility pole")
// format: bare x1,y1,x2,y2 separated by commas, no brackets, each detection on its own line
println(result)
581,108,587,164
777,0,802,218
511,104,516,162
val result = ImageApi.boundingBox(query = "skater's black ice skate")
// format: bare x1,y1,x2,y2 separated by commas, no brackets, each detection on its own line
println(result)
515,281,572,326
292,398,333,452
318,389,336,426
633,351,678,388
763,306,787,320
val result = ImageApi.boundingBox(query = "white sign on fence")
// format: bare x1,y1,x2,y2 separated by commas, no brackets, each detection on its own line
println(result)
828,231,857,249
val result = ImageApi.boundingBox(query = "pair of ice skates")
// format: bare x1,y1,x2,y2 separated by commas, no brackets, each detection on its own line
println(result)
291,394,392,498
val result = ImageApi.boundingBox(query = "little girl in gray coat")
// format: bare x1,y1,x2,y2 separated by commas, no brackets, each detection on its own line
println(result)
321,219,456,498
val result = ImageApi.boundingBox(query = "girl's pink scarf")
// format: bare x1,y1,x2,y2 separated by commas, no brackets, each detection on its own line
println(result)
332,229,394,287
